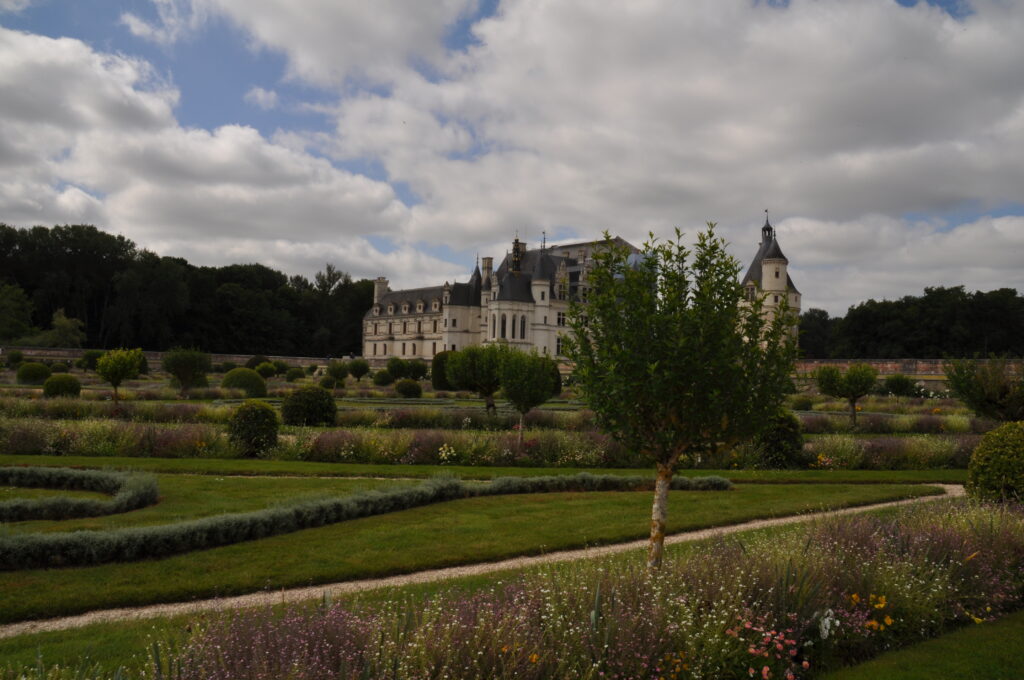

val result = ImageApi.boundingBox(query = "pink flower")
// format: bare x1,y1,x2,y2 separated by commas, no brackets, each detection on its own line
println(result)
762,666,772,679
802,661,810,669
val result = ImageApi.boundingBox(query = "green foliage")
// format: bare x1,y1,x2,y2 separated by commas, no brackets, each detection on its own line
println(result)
49,362,69,373
372,368,395,386
753,410,808,469
431,351,454,390
221,361,237,373
0,467,157,522
280,386,337,426
6,349,24,367
386,357,409,379
16,361,51,385
318,375,337,389
161,348,211,395
945,356,1024,421
814,363,879,426
221,367,268,398
884,373,917,401
272,360,289,375
227,400,279,458
285,367,305,382
48,309,87,348
967,421,1024,501
254,362,277,379
326,360,348,381
406,359,429,381
245,355,270,369
0,283,33,340
307,364,318,375
348,358,370,382
446,345,505,412
549,360,563,398
76,349,103,371
501,349,557,417
42,374,81,398
394,378,423,398
96,348,144,402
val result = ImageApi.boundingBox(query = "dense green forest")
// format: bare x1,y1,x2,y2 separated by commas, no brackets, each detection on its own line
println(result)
799,286,1024,359
0,224,372,355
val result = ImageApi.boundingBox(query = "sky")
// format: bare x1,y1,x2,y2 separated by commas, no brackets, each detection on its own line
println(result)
1,0,1023,316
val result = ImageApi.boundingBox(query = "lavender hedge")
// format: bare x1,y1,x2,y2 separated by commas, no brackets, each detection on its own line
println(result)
0,466,158,522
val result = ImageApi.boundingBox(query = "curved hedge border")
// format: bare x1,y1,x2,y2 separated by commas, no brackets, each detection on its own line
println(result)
0,466,159,523
0,472,730,571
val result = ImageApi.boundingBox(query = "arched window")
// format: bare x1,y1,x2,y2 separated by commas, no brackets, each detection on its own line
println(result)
500,314,507,338
411,343,416,355
520,315,526,339
492,314,496,337
511,314,517,339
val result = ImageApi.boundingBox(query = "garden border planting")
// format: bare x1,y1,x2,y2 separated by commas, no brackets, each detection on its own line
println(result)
0,467,158,522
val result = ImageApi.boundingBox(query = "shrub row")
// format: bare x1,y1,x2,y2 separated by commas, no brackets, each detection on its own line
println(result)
805,433,979,470
0,473,730,570
800,412,995,435
0,418,228,458
0,467,158,522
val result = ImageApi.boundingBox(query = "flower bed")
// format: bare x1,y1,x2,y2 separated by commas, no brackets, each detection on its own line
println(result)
164,499,1024,680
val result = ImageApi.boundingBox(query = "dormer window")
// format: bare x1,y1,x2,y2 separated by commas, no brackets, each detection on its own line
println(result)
373,306,380,316
402,303,409,313
387,304,394,314
416,302,424,312
432,301,439,311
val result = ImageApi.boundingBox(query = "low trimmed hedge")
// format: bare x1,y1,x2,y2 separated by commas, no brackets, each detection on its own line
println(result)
0,473,730,570
0,466,158,522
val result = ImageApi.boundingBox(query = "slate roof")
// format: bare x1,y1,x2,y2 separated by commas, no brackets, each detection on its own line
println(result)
741,221,800,294
364,285,444,319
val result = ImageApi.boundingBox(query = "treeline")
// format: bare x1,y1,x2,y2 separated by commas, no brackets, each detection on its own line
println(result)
800,286,1024,358
0,224,372,355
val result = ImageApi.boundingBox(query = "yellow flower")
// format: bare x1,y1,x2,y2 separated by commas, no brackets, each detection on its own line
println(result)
501,645,509,653
529,653,539,663
965,551,980,562
884,616,894,626
850,593,860,605
874,595,887,609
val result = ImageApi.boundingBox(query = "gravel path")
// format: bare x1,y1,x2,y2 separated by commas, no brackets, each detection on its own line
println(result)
0,484,963,640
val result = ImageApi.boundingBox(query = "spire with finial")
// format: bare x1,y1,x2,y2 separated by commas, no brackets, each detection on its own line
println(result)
761,209,774,244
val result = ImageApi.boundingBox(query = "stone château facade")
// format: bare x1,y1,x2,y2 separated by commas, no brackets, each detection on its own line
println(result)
362,219,799,364
362,237,638,364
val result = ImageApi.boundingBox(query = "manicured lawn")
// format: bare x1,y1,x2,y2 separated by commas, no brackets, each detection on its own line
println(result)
4,474,411,534
0,483,940,623
0,486,107,502
0,453,968,483
823,609,1024,680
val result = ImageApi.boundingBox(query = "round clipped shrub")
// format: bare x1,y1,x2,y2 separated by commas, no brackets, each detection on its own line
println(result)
373,368,394,386
43,373,82,398
254,362,277,379
326,360,348,381
281,385,337,426
50,362,70,373
394,378,423,398
16,362,51,385
6,349,24,367
221,367,267,397
318,375,337,390
386,357,409,379
285,367,305,382
348,358,370,382
967,421,1024,502
227,400,279,457
754,410,808,469
245,354,270,369
272,360,289,375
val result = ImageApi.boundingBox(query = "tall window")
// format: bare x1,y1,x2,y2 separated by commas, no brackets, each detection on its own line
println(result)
491,314,496,337
556,337,562,355
452,318,458,328
433,320,438,333
520,315,526,339
417,321,422,333
540,291,545,301
402,342,406,355
500,314,507,338
411,343,416,355
432,342,436,355
403,321,407,333
557,312,566,326
511,314,517,339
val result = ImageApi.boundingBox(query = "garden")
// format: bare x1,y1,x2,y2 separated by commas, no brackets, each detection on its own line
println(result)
1,234,1022,679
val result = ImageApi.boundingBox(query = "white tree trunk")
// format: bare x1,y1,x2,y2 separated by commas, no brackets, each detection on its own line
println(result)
647,463,673,569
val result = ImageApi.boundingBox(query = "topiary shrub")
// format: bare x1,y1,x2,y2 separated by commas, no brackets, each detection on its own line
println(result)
281,386,337,426
285,367,305,382
967,421,1024,502
319,375,337,390
348,358,369,382
254,362,277,379
431,351,454,390
326,360,348,381
16,362,51,385
6,349,24,367
373,368,394,386
221,367,267,397
227,400,279,457
394,378,423,398
221,361,237,373
50,362,69,373
272,360,289,376
754,410,808,469
245,355,270,369
43,374,81,398
406,360,429,381
386,357,409,379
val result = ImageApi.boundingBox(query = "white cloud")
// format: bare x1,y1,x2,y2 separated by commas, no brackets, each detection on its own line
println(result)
0,0,34,12
243,86,278,110
120,0,209,46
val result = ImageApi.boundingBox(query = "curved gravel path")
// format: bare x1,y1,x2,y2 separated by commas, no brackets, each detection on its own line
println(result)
0,484,963,640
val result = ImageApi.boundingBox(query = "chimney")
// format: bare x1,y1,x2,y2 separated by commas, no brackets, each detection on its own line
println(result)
373,277,389,304
481,256,493,283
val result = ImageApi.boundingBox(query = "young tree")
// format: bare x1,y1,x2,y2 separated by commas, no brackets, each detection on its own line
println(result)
162,347,211,396
945,356,1024,421
565,227,796,569
446,345,505,414
814,363,878,426
96,348,144,403
884,373,917,404
500,349,558,448
348,358,370,382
